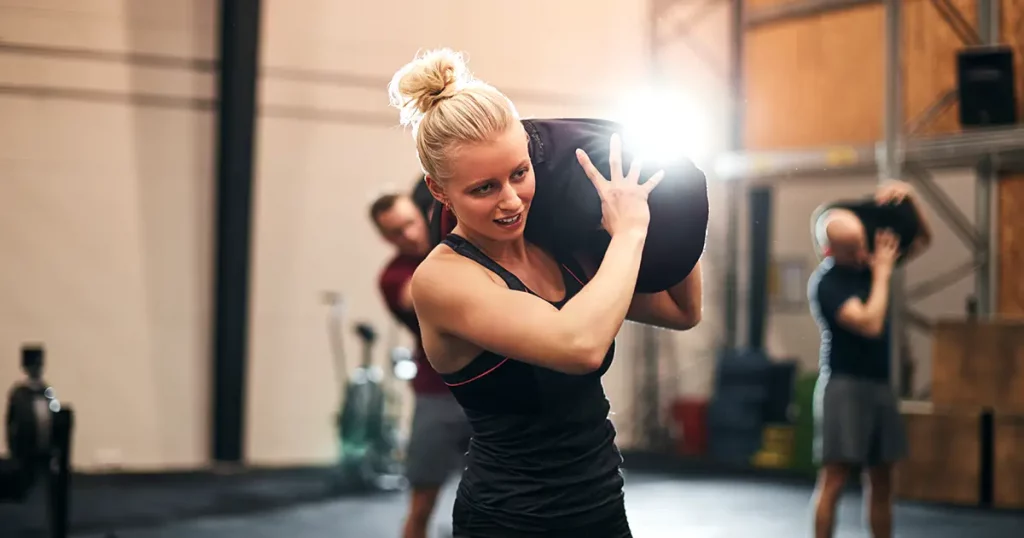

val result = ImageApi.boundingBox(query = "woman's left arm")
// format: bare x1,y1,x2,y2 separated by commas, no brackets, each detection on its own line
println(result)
574,254,703,331
625,261,703,331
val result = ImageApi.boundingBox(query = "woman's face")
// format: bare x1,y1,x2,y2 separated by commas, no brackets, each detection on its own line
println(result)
436,123,535,241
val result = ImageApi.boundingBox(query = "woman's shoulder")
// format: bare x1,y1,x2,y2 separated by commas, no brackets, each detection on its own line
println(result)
411,244,502,303
414,244,462,283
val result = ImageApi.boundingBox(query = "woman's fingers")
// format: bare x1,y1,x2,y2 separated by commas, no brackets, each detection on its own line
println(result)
608,133,623,182
625,157,644,185
576,148,608,195
641,170,666,195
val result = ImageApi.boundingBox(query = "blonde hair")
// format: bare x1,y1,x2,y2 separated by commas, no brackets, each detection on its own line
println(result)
388,49,519,183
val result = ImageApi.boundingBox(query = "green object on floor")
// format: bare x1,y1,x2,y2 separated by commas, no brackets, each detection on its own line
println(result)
790,373,819,477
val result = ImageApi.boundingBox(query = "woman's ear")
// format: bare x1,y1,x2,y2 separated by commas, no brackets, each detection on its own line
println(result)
424,175,445,204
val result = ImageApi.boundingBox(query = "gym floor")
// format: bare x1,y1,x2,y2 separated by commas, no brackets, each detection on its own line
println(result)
4,465,1022,538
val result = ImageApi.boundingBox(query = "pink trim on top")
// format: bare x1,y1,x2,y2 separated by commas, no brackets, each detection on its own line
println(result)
444,357,510,387
561,264,586,286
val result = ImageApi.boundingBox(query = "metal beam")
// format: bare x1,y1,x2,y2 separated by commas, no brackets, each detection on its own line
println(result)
975,0,1000,317
905,259,982,301
882,0,903,183
904,162,984,251
930,0,982,45
978,0,1001,41
725,0,745,350
715,124,1024,181
656,0,726,46
883,0,905,396
745,0,879,29
906,89,958,136
902,307,935,332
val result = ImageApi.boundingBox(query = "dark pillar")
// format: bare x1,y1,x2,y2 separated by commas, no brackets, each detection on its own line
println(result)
747,186,772,350
212,0,262,464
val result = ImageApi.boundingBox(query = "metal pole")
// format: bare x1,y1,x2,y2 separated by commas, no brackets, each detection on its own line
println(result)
883,0,903,195
975,0,999,317
746,0,880,29
725,0,744,350
882,0,904,394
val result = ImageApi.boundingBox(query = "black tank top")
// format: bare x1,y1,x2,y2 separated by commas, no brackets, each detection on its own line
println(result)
440,234,626,536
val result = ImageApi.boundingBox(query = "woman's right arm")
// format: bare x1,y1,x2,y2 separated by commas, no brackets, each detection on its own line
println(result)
413,133,663,375
412,229,647,374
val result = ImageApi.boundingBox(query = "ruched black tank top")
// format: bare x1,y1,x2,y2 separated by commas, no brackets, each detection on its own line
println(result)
439,234,629,538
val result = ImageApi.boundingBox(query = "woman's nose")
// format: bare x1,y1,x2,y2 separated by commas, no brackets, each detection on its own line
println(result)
498,184,521,208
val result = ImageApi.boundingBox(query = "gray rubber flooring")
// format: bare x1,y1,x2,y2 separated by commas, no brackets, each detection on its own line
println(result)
73,472,1024,538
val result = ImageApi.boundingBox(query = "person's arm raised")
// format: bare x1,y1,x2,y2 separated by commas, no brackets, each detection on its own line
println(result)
835,230,899,338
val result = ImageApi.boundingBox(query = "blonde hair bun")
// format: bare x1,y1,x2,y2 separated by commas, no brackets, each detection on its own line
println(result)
388,48,472,128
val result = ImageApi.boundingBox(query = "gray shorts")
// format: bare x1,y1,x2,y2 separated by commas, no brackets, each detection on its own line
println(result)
814,375,907,467
405,392,472,488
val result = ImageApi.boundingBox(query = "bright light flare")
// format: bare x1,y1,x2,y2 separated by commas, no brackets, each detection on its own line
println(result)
614,87,711,167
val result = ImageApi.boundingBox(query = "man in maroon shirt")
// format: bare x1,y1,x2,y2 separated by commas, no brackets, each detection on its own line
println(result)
371,192,471,538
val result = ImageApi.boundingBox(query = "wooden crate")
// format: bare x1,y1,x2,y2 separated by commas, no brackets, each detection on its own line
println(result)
895,402,981,505
994,413,1024,509
931,320,1024,412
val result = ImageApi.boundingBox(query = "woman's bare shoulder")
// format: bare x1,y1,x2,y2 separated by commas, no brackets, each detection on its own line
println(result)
411,245,501,308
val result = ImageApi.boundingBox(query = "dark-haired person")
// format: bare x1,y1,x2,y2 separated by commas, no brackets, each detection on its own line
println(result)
370,192,472,538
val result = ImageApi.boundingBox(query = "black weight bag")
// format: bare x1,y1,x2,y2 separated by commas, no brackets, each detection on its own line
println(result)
813,196,922,263
430,118,710,293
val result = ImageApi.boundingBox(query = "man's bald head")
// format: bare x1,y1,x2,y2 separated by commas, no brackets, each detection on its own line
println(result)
825,209,864,246
815,208,869,266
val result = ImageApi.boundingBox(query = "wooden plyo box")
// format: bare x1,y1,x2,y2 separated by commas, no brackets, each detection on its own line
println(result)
994,413,1024,509
931,320,1024,412
895,402,980,506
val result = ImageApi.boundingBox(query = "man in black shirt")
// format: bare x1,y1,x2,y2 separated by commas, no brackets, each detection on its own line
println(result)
807,180,932,538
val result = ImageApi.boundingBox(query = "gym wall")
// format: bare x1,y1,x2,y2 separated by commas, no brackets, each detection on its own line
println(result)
245,0,656,466
745,0,980,148
997,1,1024,316
0,0,732,470
0,1,218,471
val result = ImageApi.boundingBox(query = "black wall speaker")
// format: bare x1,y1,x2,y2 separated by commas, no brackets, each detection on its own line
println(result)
957,46,1018,127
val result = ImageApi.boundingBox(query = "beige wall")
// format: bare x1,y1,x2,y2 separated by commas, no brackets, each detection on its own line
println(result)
0,0,740,470
0,0,217,470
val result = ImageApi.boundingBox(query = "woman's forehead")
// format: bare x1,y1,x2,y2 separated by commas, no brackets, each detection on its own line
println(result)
448,127,529,183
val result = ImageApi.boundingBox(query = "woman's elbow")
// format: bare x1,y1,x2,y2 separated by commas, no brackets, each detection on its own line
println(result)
566,333,608,374
669,301,702,330
674,309,701,331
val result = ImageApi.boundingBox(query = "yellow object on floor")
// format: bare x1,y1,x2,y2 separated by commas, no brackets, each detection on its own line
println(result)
752,424,795,469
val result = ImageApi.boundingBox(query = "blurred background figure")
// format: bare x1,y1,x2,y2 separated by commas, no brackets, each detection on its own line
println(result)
370,192,471,538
